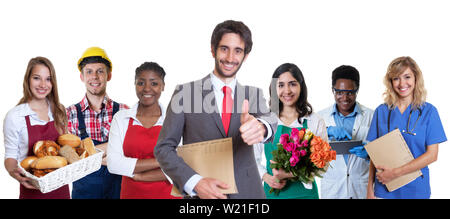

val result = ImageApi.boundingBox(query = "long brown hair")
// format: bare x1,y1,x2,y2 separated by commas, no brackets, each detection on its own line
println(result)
269,63,313,123
18,57,67,134
383,56,427,109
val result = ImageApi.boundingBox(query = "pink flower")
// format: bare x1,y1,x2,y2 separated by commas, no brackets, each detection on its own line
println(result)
300,149,307,157
294,142,301,150
291,128,300,143
300,140,308,148
280,134,289,146
284,142,296,152
290,150,301,166
290,154,300,166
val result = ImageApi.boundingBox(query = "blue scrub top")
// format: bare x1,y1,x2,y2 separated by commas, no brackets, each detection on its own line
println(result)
367,102,447,199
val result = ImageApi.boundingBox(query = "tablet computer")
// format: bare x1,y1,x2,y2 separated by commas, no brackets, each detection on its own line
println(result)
329,140,362,154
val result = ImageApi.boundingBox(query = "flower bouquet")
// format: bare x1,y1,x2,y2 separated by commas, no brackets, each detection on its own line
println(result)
269,128,336,194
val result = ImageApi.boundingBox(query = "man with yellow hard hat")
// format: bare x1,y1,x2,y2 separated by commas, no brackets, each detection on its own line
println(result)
66,47,129,199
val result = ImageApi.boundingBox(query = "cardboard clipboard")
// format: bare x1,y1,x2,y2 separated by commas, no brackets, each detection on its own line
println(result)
329,140,362,154
364,128,422,192
171,137,238,197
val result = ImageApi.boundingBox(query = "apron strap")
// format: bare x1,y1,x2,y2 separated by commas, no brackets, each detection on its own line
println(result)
25,115,31,128
301,118,308,129
112,101,120,116
75,103,90,140
127,118,134,128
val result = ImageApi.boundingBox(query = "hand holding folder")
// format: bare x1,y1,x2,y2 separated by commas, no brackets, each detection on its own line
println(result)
171,138,238,197
364,129,422,192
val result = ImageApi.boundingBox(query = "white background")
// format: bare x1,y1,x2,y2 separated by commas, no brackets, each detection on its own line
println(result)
1,0,449,198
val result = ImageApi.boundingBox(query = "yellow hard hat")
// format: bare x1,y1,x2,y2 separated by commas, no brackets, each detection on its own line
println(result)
77,47,112,72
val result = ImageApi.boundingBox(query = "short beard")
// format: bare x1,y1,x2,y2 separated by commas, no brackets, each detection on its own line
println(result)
214,56,244,79
87,87,106,97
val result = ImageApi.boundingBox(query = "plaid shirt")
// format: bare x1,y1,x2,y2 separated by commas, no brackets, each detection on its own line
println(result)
66,95,129,142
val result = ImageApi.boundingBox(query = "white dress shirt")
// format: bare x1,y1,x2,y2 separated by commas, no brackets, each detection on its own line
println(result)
184,73,273,196
107,102,166,178
3,102,54,161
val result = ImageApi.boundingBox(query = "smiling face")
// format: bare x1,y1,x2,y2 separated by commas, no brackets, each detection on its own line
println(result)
29,64,52,101
212,33,247,81
276,71,301,108
392,67,415,101
135,70,164,107
80,63,111,97
333,78,357,116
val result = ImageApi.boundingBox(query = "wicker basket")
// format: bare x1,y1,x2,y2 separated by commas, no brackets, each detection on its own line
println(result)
18,148,104,194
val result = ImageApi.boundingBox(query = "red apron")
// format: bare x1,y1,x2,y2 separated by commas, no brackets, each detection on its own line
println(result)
121,118,179,199
20,116,70,199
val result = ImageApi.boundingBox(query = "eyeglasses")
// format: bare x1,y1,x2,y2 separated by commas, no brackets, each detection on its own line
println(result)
333,88,358,97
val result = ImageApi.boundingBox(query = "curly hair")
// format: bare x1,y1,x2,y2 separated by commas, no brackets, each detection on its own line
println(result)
135,61,166,83
332,65,360,90
383,56,427,109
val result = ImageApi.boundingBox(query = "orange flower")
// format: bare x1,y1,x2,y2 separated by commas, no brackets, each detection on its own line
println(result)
310,136,323,153
310,152,325,168
310,136,322,147
298,129,305,141
329,150,336,161
309,137,336,168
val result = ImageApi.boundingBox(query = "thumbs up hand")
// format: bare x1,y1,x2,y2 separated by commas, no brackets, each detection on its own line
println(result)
240,99,250,124
239,99,267,145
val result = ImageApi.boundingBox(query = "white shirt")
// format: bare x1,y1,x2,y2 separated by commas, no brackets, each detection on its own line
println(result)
184,73,273,196
253,113,328,179
3,102,54,161
107,102,166,178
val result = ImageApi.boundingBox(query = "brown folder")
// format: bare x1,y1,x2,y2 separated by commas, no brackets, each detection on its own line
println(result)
364,128,422,192
171,137,238,197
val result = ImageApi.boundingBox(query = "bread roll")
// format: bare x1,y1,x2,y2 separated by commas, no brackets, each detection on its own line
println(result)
79,150,88,159
59,145,81,164
31,156,67,169
33,140,60,157
57,134,81,148
20,156,38,171
81,137,97,155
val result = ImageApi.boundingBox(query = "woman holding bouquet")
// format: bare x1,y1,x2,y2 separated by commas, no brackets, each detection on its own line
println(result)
254,63,328,199
107,62,179,199
366,56,446,199
3,57,70,199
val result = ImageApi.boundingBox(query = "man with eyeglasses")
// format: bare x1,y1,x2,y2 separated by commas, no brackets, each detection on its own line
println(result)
318,65,374,199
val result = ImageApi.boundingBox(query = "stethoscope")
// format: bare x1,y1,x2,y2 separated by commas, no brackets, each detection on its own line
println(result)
387,107,422,136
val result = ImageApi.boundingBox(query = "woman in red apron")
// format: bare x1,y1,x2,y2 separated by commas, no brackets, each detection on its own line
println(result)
107,62,180,199
3,57,69,199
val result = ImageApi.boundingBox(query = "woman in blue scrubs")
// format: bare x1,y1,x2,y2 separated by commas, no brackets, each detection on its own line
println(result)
366,56,447,199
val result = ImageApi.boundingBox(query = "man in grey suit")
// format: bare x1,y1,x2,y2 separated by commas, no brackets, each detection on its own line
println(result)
154,20,277,199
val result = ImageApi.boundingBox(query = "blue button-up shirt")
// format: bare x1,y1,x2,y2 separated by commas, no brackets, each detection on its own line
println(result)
332,104,361,164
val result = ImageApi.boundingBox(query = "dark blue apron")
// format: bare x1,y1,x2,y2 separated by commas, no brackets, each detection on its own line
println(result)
71,102,122,199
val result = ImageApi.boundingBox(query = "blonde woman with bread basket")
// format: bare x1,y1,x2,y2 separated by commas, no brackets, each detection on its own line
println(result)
3,57,70,199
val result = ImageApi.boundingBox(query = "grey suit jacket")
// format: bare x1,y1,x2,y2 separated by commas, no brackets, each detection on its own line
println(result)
154,74,277,199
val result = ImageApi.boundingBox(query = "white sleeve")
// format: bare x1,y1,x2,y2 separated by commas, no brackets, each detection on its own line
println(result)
311,114,328,143
3,111,21,160
253,142,267,179
106,114,137,177
257,118,273,143
183,174,203,196
317,117,328,142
